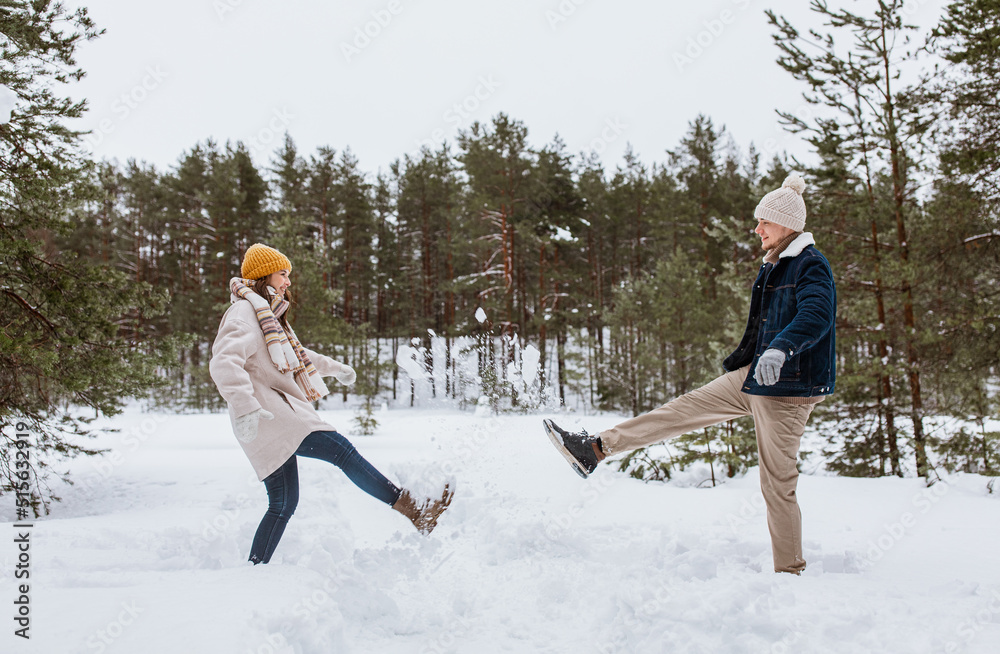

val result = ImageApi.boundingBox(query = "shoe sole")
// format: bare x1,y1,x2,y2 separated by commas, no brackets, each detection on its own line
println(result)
542,419,590,479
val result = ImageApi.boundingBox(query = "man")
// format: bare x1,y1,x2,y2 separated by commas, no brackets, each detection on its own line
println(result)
544,173,836,575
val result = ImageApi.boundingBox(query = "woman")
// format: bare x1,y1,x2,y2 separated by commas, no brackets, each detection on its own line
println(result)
210,243,453,564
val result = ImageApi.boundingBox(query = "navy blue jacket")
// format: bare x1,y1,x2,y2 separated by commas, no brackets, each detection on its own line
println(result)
723,233,836,398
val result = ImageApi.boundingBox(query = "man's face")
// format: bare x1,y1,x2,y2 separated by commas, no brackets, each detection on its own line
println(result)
754,219,796,250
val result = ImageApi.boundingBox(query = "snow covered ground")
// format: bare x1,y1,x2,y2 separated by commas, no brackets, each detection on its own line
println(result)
2,405,999,653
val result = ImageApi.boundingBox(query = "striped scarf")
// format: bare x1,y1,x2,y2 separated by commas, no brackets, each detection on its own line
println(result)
229,277,330,402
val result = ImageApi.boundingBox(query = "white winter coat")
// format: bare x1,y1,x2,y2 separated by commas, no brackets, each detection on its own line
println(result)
209,299,350,480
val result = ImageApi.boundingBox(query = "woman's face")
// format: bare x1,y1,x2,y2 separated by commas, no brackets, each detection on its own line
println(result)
266,269,291,297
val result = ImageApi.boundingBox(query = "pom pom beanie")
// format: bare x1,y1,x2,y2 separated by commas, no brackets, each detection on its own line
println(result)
754,174,807,232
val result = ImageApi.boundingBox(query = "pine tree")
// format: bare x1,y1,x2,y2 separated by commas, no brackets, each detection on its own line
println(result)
917,176,1000,475
153,141,269,409
0,3,174,513
768,0,933,477
268,137,349,393
458,114,535,334
606,121,766,482
458,114,539,408
809,131,899,477
335,149,376,328
575,153,613,408
668,115,731,282
395,146,461,336
529,135,583,404
928,0,1000,202
920,1,1000,476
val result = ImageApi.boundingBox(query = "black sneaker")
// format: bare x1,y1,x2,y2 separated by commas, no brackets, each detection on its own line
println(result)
543,419,602,479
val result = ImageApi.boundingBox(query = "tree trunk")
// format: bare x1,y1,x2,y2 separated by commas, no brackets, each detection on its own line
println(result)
881,30,927,478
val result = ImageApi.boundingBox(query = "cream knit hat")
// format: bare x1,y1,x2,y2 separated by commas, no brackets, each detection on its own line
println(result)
754,173,807,232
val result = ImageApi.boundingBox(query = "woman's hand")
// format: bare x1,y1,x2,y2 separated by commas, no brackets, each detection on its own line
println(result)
336,365,357,386
235,408,274,443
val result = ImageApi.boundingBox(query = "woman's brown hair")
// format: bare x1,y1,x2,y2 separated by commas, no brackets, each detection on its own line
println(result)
252,277,292,329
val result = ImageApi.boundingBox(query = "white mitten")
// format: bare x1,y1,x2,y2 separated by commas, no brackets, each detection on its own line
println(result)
336,365,357,386
234,408,274,443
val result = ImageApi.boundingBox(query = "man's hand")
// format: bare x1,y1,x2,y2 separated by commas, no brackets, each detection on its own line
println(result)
754,349,786,386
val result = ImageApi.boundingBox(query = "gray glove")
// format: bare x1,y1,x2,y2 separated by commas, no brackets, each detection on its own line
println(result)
754,349,786,386
235,408,274,444
336,365,357,386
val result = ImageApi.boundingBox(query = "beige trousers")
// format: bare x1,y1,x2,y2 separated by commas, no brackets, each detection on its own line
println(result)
599,367,816,574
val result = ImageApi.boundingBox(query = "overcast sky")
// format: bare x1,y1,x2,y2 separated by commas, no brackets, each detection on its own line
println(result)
67,0,948,177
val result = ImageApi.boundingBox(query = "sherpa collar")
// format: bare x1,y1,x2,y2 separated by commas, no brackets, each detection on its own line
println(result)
763,232,815,263
780,232,815,258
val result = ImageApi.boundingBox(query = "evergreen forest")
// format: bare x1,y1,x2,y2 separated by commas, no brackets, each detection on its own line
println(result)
3,0,999,510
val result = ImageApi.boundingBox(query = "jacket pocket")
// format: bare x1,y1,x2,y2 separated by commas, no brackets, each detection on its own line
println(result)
781,352,802,381
271,387,295,412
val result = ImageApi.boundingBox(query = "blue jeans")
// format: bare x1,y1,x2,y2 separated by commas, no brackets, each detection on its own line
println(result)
248,430,402,564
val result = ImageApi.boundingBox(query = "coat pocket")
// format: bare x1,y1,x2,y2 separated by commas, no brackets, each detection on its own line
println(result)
780,352,802,381
270,387,295,412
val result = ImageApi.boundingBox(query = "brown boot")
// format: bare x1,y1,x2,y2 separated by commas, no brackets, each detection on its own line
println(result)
392,483,455,535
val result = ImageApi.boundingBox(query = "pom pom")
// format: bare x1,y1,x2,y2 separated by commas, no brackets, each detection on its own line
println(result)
782,173,806,195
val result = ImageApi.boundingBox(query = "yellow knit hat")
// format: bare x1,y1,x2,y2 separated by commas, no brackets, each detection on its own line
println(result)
241,243,292,280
